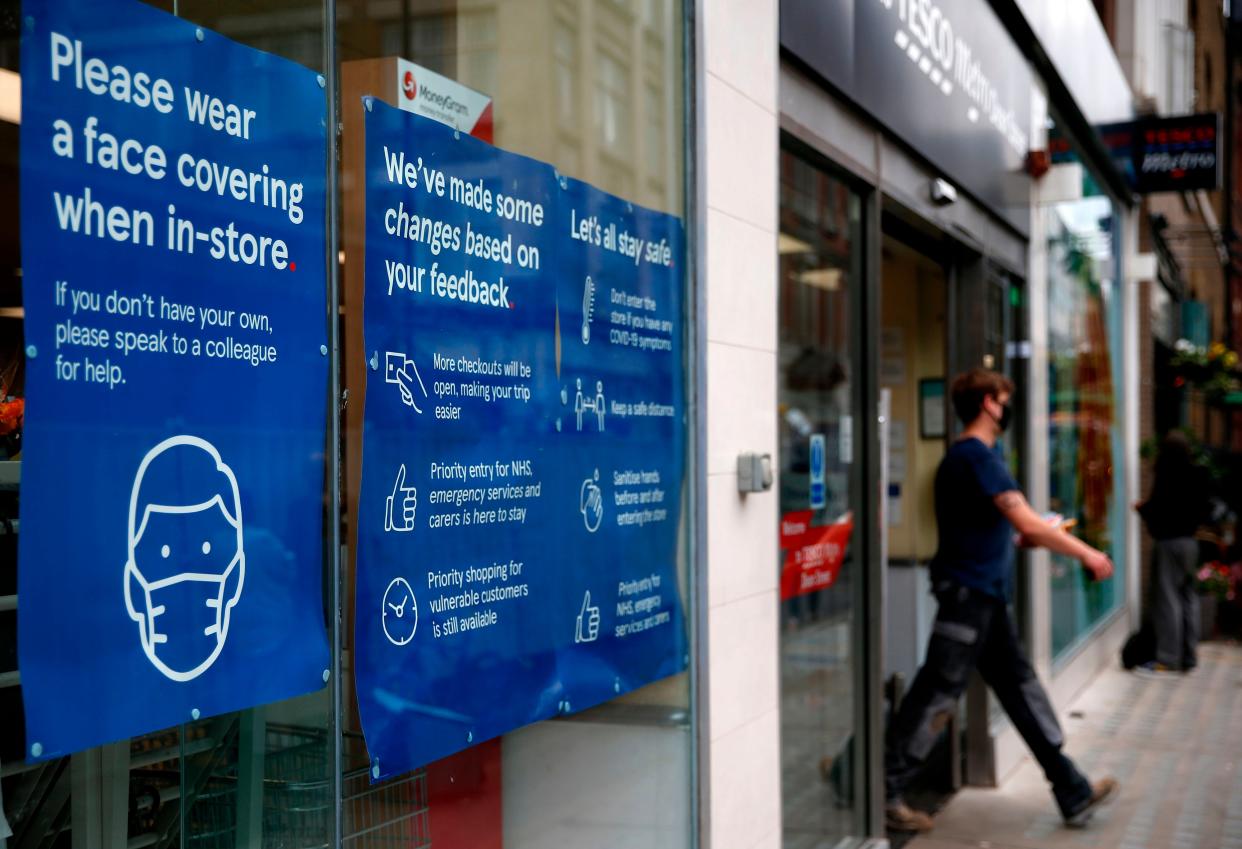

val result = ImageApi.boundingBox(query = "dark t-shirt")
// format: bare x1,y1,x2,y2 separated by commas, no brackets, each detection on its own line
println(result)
930,437,1019,599
1138,462,1210,540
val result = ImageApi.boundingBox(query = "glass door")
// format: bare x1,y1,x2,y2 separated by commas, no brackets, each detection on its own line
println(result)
777,143,865,847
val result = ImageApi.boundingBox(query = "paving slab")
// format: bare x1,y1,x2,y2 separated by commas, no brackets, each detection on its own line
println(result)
904,642,1242,849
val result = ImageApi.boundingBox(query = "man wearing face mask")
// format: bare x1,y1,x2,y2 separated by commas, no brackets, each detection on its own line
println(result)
885,369,1117,834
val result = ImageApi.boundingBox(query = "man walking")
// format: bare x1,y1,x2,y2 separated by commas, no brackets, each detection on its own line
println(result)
885,369,1118,833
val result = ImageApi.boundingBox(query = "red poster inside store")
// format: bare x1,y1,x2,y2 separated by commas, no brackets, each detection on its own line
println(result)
779,510,854,600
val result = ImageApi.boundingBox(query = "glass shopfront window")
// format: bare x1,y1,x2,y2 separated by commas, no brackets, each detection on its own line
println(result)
0,2,694,847
777,142,866,846
1044,184,1127,659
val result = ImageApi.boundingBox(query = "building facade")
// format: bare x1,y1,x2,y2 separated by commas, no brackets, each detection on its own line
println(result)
0,1,1208,848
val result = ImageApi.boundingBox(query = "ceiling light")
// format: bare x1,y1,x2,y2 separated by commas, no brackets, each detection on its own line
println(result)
0,69,19,125
797,268,842,290
779,232,813,254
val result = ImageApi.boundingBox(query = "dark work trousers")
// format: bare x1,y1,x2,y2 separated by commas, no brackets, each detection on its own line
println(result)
1152,537,1200,670
884,582,1093,817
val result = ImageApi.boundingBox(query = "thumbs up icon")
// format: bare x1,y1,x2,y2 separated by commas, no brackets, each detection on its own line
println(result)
384,464,418,533
575,590,601,643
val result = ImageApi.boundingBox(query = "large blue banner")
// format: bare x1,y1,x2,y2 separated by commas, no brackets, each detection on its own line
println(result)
18,0,329,759
356,100,687,779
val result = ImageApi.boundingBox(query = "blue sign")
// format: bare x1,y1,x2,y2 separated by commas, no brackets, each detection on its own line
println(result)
809,434,826,510
18,0,329,759
1049,113,1221,194
355,100,687,779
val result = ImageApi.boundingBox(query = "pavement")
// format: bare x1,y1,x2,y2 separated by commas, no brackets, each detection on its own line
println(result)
904,642,1242,849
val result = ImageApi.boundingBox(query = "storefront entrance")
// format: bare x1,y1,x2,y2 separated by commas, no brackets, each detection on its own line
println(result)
773,143,1026,844
878,233,948,715
877,216,1032,793
776,141,868,848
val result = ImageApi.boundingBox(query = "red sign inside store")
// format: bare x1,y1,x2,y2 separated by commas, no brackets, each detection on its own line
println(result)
779,510,854,600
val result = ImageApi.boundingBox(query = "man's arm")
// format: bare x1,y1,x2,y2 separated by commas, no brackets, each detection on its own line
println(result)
995,490,1114,580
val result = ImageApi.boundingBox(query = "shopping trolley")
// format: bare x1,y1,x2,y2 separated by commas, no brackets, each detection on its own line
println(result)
183,724,430,849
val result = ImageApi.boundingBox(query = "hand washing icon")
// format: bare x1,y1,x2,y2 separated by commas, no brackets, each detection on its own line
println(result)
580,469,603,533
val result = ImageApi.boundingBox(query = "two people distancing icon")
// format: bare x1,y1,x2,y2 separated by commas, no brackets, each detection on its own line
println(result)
574,378,606,432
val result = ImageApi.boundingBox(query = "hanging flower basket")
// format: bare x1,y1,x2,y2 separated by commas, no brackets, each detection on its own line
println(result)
1171,339,1241,400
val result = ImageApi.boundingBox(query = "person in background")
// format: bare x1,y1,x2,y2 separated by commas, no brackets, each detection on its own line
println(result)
885,368,1117,834
1134,431,1211,676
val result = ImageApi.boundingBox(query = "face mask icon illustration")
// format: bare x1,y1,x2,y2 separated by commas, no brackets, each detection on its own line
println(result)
123,436,245,682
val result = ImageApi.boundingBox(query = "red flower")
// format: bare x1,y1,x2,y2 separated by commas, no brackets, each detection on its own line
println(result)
0,398,23,437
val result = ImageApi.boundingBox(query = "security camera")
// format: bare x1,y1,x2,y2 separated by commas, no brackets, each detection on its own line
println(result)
931,178,957,205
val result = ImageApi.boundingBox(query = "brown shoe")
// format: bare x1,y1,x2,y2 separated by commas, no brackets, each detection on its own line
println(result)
1064,777,1119,827
886,801,934,833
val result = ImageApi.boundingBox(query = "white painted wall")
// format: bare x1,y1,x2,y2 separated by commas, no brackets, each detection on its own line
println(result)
1114,0,1192,113
700,2,781,848
1014,0,1135,123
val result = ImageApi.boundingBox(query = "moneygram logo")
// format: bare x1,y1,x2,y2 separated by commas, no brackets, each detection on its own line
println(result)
402,69,416,101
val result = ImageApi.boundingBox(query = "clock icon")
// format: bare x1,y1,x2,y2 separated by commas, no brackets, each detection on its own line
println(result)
382,577,418,646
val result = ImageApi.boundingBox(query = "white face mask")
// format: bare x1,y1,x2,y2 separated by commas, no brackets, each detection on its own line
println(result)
124,496,245,682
